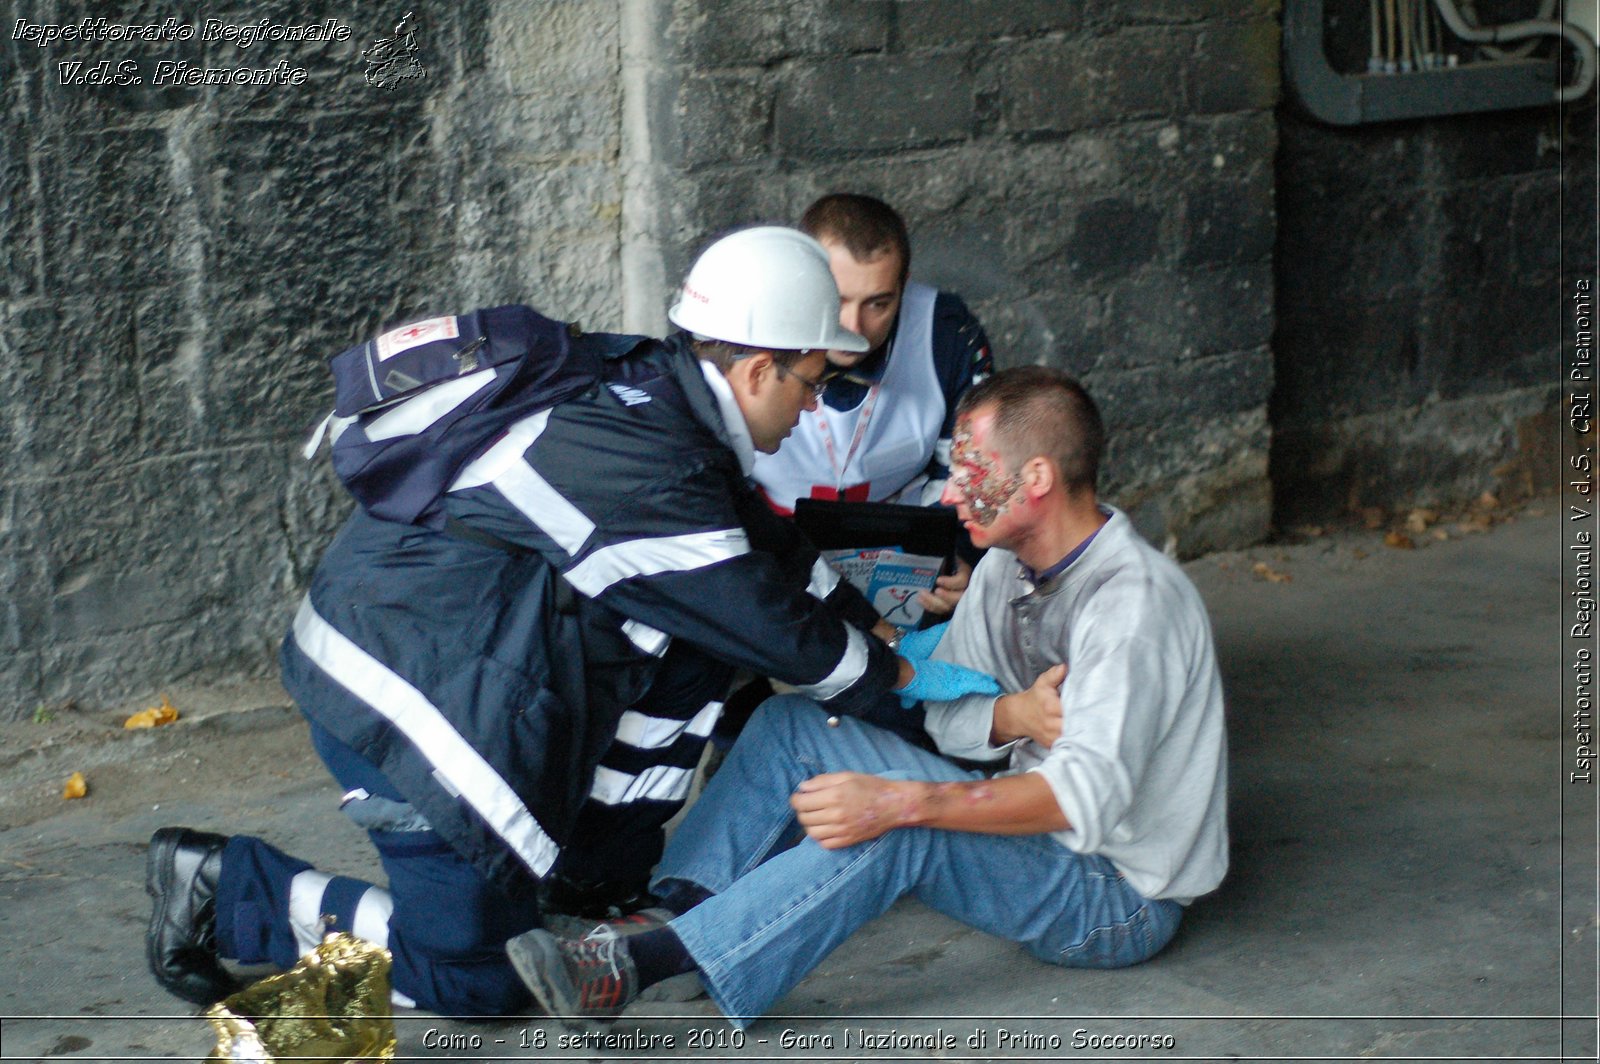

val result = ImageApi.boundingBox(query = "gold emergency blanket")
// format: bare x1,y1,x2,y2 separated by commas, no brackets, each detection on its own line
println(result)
205,933,396,1063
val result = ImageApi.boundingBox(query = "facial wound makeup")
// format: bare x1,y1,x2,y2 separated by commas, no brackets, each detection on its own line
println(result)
950,424,1020,526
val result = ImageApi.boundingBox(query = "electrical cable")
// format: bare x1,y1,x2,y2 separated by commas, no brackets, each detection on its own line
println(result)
1386,0,1399,70
1371,0,1385,71
1434,3,1456,67
1400,0,1415,70
1457,0,1557,59
1418,0,1438,66
1432,0,1597,101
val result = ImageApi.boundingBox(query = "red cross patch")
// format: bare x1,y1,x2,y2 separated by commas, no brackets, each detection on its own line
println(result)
376,316,460,361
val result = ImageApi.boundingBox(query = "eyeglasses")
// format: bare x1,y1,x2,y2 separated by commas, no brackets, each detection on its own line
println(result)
775,360,829,401
729,351,831,400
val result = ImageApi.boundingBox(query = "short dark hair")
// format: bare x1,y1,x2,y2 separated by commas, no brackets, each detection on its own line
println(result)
956,367,1105,492
692,338,811,375
799,193,911,283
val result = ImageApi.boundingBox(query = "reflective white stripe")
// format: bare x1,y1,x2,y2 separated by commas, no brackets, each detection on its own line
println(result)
588,764,697,805
303,412,333,459
566,528,751,598
796,624,872,702
492,462,595,554
291,598,561,878
611,700,722,750
301,411,360,459
449,410,595,555
807,557,841,600
391,989,417,1009
351,887,394,949
288,870,334,957
363,367,497,442
450,410,551,489
621,618,671,657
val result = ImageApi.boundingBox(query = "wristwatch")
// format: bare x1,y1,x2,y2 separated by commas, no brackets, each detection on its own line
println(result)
884,626,907,651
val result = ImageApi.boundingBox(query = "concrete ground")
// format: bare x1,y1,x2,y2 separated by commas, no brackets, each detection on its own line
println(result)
0,505,1593,1063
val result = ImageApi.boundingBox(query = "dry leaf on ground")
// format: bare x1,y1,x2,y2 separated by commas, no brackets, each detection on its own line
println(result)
1252,561,1292,583
125,695,180,730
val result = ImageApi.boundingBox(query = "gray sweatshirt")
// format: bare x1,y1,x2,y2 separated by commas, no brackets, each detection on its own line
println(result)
924,506,1228,903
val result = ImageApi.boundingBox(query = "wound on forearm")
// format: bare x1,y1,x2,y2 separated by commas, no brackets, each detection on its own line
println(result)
922,780,996,820
883,783,925,828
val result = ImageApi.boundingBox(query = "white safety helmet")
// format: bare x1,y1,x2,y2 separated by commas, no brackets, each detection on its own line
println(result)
668,226,870,353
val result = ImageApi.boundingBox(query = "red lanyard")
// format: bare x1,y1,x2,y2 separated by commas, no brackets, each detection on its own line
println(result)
813,383,882,491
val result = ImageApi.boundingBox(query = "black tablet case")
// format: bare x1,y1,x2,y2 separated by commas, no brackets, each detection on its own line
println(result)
791,498,960,568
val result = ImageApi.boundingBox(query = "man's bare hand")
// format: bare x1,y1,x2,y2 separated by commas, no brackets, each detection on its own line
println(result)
916,556,972,616
990,663,1066,747
790,772,922,849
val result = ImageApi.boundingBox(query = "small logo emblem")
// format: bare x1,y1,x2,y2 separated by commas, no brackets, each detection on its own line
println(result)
364,11,427,88
607,384,653,407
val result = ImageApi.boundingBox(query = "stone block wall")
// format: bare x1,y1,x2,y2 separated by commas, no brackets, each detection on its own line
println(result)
624,0,1283,557
0,1,626,717
1271,5,1594,525
10,0,1573,719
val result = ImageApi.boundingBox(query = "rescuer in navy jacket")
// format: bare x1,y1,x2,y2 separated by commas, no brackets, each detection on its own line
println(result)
144,227,1002,1016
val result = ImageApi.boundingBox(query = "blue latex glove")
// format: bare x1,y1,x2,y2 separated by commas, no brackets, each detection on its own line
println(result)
896,658,1002,708
896,622,949,661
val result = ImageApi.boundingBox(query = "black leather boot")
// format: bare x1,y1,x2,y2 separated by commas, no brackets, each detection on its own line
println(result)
145,827,242,1006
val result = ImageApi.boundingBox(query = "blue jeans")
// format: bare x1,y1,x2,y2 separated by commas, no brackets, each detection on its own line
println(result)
653,696,1182,1028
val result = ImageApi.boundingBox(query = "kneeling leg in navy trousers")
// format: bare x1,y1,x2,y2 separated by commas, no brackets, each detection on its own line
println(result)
212,722,538,1016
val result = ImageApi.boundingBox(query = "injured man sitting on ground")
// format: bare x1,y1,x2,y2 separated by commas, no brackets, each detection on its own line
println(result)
506,366,1230,1029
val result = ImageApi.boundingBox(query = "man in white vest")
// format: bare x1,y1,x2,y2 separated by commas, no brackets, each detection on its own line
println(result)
751,193,994,618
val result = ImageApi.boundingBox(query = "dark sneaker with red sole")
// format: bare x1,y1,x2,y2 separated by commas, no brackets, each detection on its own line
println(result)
507,927,641,1031
537,909,704,1002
